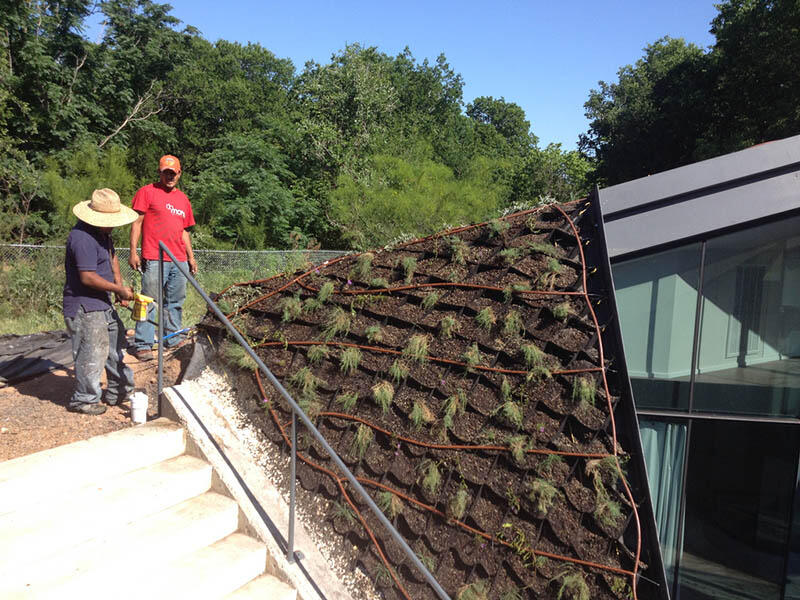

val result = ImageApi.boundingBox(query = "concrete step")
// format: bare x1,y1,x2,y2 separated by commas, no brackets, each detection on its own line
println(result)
0,454,212,570
0,491,240,597
134,533,268,600
0,418,185,516
225,573,298,599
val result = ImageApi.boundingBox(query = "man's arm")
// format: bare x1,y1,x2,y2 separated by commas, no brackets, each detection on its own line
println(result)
182,229,197,275
129,213,144,271
79,270,133,301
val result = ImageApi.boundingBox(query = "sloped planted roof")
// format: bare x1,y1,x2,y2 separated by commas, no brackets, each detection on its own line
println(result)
202,199,667,600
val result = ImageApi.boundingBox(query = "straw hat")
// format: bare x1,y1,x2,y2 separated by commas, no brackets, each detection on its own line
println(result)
72,189,138,228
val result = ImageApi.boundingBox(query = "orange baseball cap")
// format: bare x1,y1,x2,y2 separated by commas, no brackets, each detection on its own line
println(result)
158,155,181,173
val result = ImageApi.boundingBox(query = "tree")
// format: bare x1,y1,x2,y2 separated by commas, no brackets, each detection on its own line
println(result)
511,144,590,204
467,96,536,157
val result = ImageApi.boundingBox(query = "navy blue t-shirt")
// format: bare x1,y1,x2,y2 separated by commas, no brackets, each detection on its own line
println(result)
63,221,115,319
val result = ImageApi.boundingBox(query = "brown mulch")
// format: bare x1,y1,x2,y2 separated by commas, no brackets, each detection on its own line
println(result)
0,348,188,462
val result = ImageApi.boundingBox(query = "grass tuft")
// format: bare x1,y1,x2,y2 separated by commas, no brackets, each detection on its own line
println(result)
372,380,395,413
317,281,335,303
389,359,409,382
502,310,524,338
410,399,436,429
353,252,374,280
279,294,303,322
335,391,358,412
439,315,458,339
377,490,404,519
287,367,325,403
339,346,362,374
420,460,441,495
572,377,596,407
443,389,467,429
528,240,560,257
488,218,510,238
462,343,482,370
421,290,440,310
401,256,417,283
475,307,496,331
499,247,522,265
307,344,329,365
447,485,470,520
364,324,383,343
558,572,590,600
322,306,351,341
457,580,489,600
507,434,529,464
369,277,390,289
500,401,524,429
448,236,468,265
552,301,571,321
403,334,429,362
352,423,373,458
528,478,560,516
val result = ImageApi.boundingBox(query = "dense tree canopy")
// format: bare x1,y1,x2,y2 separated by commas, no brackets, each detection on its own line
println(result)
2,0,796,247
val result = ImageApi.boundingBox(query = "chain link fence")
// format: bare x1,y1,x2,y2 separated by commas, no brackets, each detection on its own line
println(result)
0,244,349,281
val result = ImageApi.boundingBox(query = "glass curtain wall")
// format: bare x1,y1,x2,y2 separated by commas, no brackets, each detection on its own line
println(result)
613,214,800,600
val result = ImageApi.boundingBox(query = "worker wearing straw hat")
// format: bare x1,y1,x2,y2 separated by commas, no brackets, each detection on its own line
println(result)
63,189,137,415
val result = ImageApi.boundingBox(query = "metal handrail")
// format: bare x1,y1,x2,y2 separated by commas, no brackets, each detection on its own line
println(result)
155,242,451,600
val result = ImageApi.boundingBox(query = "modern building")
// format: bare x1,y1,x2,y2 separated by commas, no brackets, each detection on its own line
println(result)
597,134,800,600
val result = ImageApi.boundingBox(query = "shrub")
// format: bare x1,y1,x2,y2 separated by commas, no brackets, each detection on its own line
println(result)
389,359,409,382
339,346,362,374
364,324,383,343
421,290,440,310
307,344,329,365
502,310,524,338
439,315,458,339
352,423,373,458
279,294,303,322
410,399,435,429
401,256,417,283
322,306,351,341
372,380,394,413
403,334,429,362
335,392,358,412
528,478,559,516
475,307,496,331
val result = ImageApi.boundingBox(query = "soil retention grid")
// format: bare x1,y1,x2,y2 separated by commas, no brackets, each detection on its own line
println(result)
199,199,668,600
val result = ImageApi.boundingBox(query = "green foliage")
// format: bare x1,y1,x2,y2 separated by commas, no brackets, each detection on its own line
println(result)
439,315,458,339
377,491,404,518
447,485,470,520
288,367,325,403
457,580,489,600
339,346,362,374
507,435,529,464
448,236,468,265
372,380,395,413
389,358,410,382
528,241,560,258
501,377,513,402
500,401,524,429
421,291,440,310
528,479,559,516
222,342,257,370
443,390,467,429
317,281,335,303
331,501,356,525
420,460,441,495
403,334,430,362
352,423,373,458
511,143,590,203
322,306,352,341
558,572,590,600
498,247,521,265
475,307,496,331
369,277,390,289
462,343,482,369
502,310,524,338
572,377,597,407
401,256,417,283
595,494,623,528
353,252,374,280
335,392,359,412
307,344,330,365
552,302,571,321
488,218,511,238
410,400,436,429
279,295,303,323
538,454,565,478
364,325,384,343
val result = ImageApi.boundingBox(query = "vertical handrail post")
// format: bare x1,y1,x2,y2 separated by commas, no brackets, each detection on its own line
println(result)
288,411,297,563
157,248,164,414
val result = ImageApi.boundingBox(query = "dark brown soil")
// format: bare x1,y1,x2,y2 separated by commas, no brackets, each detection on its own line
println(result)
202,203,649,600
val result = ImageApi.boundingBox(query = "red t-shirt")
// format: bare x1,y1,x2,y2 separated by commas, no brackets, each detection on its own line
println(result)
132,183,195,262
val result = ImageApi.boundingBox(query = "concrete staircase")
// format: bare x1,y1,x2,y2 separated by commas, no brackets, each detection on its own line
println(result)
0,418,296,600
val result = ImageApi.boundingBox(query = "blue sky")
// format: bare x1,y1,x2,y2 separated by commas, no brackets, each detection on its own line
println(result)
91,1,719,150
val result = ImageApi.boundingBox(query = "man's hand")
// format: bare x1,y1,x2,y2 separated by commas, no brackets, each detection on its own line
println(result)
129,252,141,272
188,256,198,276
116,285,134,302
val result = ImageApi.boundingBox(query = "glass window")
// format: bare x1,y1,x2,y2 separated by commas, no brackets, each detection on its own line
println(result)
695,217,800,417
613,244,701,410
639,418,687,593
678,420,798,600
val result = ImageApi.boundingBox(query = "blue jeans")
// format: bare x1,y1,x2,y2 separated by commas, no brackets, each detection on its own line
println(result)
65,307,134,407
134,259,187,350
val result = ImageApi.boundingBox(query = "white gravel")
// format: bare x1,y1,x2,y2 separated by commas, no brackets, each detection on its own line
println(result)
183,365,382,600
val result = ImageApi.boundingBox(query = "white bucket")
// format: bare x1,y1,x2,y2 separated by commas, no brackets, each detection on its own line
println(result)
130,391,148,424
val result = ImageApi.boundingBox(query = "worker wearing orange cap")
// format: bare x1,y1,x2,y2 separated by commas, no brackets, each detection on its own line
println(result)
129,155,197,361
